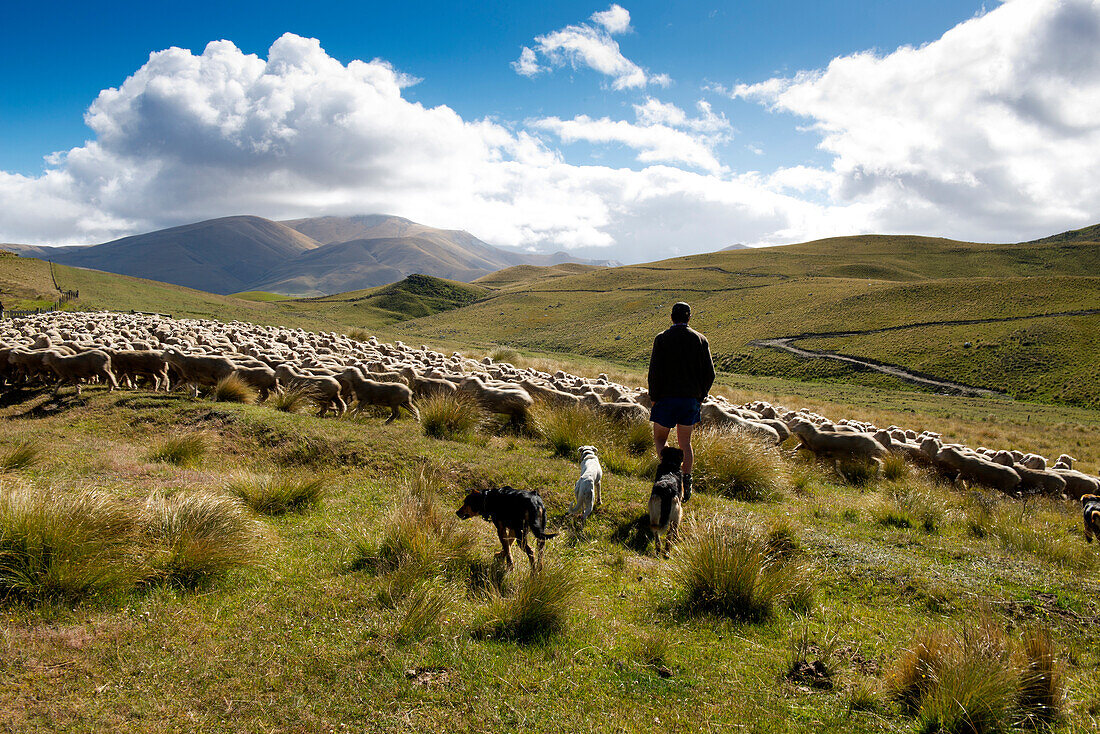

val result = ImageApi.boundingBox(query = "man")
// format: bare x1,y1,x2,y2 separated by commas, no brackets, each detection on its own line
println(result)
647,301,715,502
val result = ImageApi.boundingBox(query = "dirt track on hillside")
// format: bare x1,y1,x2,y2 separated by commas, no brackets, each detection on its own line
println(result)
750,308,1100,398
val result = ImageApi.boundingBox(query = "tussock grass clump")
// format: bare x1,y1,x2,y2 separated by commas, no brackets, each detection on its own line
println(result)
882,454,910,481
530,403,607,458
0,439,43,472
143,491,267,586
346,471,479,586
631,627,674,671
1017,628,1064,728
488,346,519,364
213,374,258,404
226,472,326,515
391,580,452,642
420,392,484,441
346,328,372,342
876,482,946,534
147,433,206,467
0,482,143,599
668,520,812,622
623,419,654,456
836,457,880,486
888,620,1065,733
269,383,318,414
479,559,582,642
691,428,788,501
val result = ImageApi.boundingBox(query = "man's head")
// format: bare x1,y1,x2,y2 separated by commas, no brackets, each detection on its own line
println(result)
671,302,691,324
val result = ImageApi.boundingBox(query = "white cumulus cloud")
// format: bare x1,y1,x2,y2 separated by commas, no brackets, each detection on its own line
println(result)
0,33,847,259
534,98,732,173
732,0,1100,241
513,4,667,90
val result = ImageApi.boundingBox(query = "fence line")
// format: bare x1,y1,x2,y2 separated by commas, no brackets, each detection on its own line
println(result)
0,261,79,320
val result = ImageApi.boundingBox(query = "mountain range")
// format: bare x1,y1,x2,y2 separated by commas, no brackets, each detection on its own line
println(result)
2,214,618,296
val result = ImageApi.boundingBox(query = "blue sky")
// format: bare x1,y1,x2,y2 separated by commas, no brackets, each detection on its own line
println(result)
0,0,985,176
1,0,1098,261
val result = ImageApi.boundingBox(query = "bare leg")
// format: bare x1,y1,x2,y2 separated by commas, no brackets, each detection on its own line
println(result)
676,423,695,475
653,423,671,457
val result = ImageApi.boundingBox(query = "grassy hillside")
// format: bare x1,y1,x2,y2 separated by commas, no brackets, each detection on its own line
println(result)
0,257,478,337
2,386,1099,732
392,236,1100,407
473,262,603,289
0,252,70,310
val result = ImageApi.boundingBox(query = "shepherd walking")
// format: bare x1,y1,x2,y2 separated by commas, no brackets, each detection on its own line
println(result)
647,301,716,502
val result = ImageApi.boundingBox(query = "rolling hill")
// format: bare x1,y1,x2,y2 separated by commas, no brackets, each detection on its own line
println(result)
17,213,614,296
51,216,322,294
390,232,1100,407
6,223,1099,408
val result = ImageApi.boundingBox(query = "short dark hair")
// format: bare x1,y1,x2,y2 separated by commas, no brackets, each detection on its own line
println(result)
671,302,691,323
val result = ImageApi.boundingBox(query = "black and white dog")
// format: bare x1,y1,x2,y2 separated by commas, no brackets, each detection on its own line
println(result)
1082,494,1100,543
649,447,684,556
568,445,603,523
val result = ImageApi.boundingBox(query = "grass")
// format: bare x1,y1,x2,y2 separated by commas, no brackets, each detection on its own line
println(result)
346,471,480,585
488,346,519,364
213,374,258,404
0,481,143,599
2,379,1100,731
529,402,608,458
147,433,207,467
667,520,812,622
0,439,42,472
226,472,326,515
691,427,788,501
391,580,452,643
142,491,268,586
888,619,1065,733
268,383,318,413
420,392,484,441
477,559,583,642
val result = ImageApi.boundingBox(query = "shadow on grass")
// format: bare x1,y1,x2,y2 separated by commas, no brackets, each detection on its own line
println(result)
609,512,653,554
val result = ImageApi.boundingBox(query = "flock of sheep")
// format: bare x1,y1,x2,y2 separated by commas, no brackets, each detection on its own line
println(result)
1,311,1098,502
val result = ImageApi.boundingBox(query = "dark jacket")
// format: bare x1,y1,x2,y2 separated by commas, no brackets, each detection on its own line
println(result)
647,323,715,402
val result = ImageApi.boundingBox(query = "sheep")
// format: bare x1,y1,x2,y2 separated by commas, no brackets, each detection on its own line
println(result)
1053,454,1076,470
163,348,237,398
458,375,533,421
232,364,278,401
103,348,171,391
789,418,886,472
274,364,346,416
1051,468,1100,500
398,366,457,398
1012,465,1067,497
519,379,583,408
580,393,649,423
935,446,1021,494
1019,454,1048,471
341,370,419,423
701,402,781,444
41,349,118,396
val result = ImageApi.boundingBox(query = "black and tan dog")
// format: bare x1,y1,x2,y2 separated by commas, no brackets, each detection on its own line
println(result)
456,486,558,570
1082,494,1100,543
649,447,684,556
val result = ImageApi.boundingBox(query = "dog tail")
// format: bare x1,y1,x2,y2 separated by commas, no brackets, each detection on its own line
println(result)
530,504,558,540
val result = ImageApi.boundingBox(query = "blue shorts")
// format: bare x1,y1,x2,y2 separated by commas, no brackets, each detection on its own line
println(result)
650,397,702,429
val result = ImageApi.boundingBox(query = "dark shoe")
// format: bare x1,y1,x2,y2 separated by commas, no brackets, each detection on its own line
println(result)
682,474,692,502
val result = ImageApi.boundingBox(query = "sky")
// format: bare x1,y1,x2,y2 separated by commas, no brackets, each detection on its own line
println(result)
1,0,1098,263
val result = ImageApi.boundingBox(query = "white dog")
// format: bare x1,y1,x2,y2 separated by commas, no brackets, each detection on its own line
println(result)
569,445,603,522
